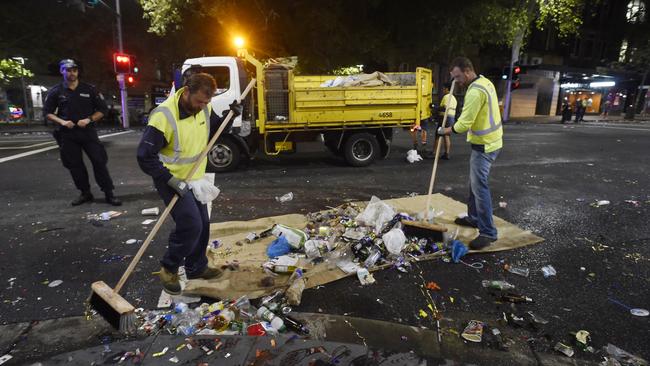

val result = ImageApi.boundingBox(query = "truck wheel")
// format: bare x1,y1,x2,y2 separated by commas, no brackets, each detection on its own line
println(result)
344,132,379,167
208,137,241,172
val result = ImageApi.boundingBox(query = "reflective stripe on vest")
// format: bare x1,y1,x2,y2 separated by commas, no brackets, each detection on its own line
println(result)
150,105,210,164
468,82,502,136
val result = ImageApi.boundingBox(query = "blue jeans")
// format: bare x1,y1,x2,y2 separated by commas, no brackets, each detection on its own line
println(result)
467,148,500,239
155,180,210,277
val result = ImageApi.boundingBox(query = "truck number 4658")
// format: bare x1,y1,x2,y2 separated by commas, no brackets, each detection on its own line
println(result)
379,112,393,118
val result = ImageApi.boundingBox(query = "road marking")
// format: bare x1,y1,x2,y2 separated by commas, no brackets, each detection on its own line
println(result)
0,130,133,164
0,140,56,150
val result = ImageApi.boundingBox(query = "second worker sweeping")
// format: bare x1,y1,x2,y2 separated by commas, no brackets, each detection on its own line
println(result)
137,73,242,295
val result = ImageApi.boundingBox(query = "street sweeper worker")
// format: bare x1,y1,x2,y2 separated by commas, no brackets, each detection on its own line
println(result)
437,57,503,250
137,72,242,295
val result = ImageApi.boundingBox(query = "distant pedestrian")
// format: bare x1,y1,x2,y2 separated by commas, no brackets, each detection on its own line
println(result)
43,59,122,206
601,99,611,118
561,102,572,123
410,118,429,152
434,85,457,159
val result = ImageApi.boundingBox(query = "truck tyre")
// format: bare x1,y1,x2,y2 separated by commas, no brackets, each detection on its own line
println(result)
208,137,241,172
344,132,379,167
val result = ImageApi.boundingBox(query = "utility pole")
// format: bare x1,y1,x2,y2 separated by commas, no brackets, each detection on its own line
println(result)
97,0,129,128
115,0,129,129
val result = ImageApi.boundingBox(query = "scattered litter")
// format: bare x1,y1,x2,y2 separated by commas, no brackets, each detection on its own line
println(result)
152,347,169,357
498,201,507,208
169,356,179,363
461,320,484,342
142,207,160,216
406,149,423,163
87,210,123,221
0,355,13,365
608,297,649,317
125,239,140,245
541,265,557,278
48,279,63,288
141,219,157,225
624,200,640,207
591,200,610,207
275,192,294,203
575,330,591,349
356,268,376,285
504,264,529,277
555,342,575,357
604,343,648,365
426,281,441,291
482,280,515,291
33,227,64,234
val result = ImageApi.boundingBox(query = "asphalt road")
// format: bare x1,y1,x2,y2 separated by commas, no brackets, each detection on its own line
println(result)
0,122,648,362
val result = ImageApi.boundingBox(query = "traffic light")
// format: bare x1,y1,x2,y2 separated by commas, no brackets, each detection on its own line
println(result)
512,62,521,90
126,74,136,87
113,53,132,74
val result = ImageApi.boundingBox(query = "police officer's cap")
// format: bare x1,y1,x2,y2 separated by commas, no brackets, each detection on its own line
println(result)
59,59,78,71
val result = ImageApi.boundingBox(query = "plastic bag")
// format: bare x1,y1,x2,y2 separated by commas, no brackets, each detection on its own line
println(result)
451,240,468,263
406,149,423,163
267,236,291,258
188,177,221,204
382,228,406,255
356,196,396,233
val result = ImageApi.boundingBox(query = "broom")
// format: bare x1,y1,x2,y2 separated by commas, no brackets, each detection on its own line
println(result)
402,79,458,239
88,78,257,333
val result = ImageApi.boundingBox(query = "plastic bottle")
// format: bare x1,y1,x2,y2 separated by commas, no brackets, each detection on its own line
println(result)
270,317,286,332
257,306,276,322
482,280,515,291
364,247,381,268
174,302,188,313
275,192,293,203
504,264,530,277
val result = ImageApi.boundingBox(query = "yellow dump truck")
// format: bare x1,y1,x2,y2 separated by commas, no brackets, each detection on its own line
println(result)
177,49,432,171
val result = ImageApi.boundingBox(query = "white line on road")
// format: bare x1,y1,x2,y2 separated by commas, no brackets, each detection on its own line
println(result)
0,130,133,164
0,140,56,150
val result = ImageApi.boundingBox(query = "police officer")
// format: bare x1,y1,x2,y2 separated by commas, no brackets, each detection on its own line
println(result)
137,73,241,295
43,59,122,206
438,57,503,250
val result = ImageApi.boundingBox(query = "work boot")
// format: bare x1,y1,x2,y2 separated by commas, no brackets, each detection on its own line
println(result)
441,153,450,160
187,267,223,280
412,143,419,151
71,192,94,206
105,193,122,206
159,267,181,295
469,235,497,250
454,216,478,228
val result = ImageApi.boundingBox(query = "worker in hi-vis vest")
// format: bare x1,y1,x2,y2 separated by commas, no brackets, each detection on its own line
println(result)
137,73,242,295
437,57,503,250
435,84,457,160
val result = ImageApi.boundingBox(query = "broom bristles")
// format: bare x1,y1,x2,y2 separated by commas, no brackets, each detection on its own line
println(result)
89,281,136,333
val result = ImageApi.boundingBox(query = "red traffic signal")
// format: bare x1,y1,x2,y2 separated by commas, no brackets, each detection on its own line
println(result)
113,53,132,74
126,74,136,86
513,65,521,75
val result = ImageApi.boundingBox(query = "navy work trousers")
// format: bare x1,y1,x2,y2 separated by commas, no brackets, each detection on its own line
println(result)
56,127,114,194
155,180,210,277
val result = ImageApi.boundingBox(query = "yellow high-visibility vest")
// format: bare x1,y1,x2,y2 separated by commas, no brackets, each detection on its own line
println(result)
148,87,211,180
453,76,503,152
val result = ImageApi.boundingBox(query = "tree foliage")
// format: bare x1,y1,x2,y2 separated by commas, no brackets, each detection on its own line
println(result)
0,59,34,84
137,0,587,71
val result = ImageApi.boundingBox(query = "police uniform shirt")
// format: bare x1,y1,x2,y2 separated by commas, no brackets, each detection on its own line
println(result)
43,82,108,126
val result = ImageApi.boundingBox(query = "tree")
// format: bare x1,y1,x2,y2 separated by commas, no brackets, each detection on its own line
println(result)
0,59,33,84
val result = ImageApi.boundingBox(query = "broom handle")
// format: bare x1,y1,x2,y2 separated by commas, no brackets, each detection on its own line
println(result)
114,78,257,294
425,79,456,217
